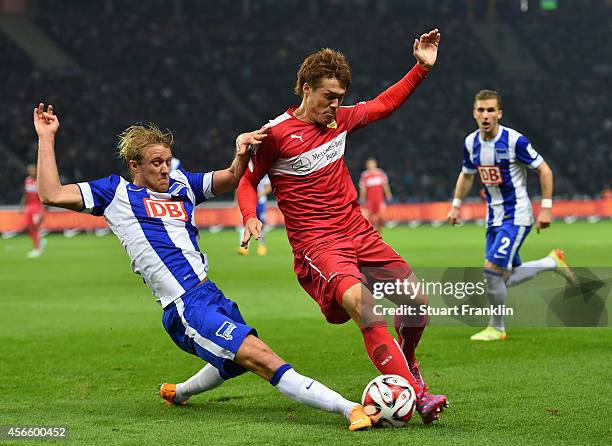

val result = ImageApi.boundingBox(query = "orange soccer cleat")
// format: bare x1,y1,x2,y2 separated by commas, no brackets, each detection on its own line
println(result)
348,404,372,431
159,383,188,406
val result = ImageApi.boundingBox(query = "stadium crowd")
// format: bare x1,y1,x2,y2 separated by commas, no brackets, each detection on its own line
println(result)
1,0,609,204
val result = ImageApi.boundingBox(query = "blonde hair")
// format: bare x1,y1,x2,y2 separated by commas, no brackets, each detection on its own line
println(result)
294,48,351,97
474,89,502,109
117,123,173,166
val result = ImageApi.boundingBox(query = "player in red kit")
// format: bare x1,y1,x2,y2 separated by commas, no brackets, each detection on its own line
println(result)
22,164,46,258
359,158,392,232
238,29,448,424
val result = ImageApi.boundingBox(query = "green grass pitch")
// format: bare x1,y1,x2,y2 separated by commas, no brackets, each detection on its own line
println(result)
1,221,611,445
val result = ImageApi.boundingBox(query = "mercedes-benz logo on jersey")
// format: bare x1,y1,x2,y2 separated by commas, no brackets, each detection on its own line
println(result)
291,157,312,174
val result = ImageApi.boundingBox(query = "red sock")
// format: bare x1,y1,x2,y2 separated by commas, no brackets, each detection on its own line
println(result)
361,321,421,393
394,313,427,365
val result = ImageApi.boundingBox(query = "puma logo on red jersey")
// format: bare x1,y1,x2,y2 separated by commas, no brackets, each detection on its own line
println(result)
143,198,188,221
290,132,304,142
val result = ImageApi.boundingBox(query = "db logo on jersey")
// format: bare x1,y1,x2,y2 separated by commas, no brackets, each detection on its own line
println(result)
143,198,188,221
477,166,503,185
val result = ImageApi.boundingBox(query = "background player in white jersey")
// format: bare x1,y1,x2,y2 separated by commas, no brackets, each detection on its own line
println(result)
447,90,576,341
33,103,373,431
237,175,271,256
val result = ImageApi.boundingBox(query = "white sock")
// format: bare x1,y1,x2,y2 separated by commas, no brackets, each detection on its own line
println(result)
175,364,225,402
506,257,556,287
274,367,357,419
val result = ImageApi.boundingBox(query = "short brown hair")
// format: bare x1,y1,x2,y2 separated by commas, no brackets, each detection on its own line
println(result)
474,89,502,109
294,48,351,97
117,123,173,166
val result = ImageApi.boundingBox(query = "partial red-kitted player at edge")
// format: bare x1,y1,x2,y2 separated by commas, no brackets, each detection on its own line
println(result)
359,157,392,233
23,164,46,258
238,29,449,423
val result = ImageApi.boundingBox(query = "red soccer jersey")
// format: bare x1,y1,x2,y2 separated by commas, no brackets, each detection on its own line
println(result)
24,177,42,208
359,168,388,206
239,63,429,252
241,104,369,251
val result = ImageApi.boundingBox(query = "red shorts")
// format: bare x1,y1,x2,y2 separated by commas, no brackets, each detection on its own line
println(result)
293,217,411,324
367,201,386,216
23,207,44,227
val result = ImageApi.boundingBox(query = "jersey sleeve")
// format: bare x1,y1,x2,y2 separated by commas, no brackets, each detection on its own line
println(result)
514,135,544,169
339,102,369,134
177,168,214,205
238,132,279,223
462,142,477,174
360,64,429,125
77,175,122,216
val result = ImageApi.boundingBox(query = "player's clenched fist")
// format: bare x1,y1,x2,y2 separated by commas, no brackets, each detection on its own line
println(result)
447,207,460,225
535,208,552,233
241,217,263,247
33,103,60,137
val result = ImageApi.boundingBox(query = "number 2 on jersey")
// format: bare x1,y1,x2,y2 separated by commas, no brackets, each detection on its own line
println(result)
498,237,511,255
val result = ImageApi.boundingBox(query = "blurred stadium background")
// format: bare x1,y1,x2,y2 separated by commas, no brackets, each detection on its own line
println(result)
1,0,610,221
2,2,611,444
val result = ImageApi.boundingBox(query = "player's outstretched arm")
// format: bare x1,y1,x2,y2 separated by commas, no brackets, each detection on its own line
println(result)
447,172,475,225
212,127,269,196
363,29,440,123
535,161,554,233
238,130,278,247
34,103,83,211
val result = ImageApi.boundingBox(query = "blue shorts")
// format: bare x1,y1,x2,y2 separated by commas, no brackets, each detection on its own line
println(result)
485,223,531,269
162,280,256,380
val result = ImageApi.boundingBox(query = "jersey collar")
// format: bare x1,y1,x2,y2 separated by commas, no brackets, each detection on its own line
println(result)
478,125,504,144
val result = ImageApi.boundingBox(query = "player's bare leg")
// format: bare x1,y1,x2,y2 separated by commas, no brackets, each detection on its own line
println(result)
235,335,372,430
161,334,371,430
338,279,448,423
382,273,450,422
339,281,418,388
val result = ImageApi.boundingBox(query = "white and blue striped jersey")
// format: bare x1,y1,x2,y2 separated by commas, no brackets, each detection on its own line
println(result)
77,169,214,308
257,175,271,205
170,157,183,172
462,125,544,227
